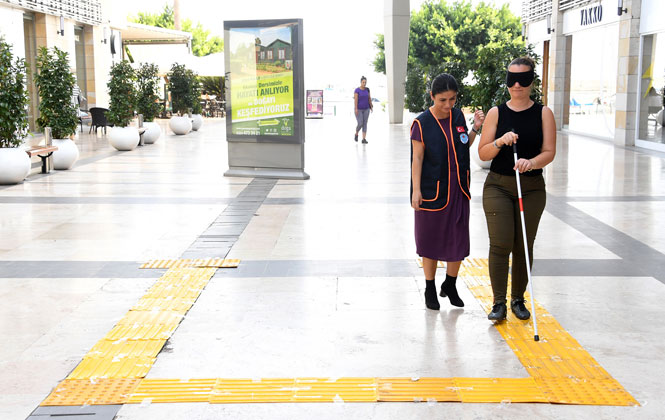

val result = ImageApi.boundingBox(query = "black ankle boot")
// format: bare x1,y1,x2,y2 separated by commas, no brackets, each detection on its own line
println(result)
424,280,440,310
511,298,531,320
488,302,507,321
440,275,464,307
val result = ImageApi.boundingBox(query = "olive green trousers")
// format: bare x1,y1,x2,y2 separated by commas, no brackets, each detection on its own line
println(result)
482,171,546,305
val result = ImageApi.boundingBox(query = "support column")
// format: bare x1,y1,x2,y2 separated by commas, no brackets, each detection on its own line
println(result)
547,1,567,130
614,0,642,147
384,0,410,124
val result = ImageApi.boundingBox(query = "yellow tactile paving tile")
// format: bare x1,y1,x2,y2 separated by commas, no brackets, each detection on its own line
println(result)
67,357,155,379
128,379,218,403
292,378,377,402
140,259,240,269
377,377,460,402
210,378,296,403
117,310,185,326
103,324,178,341
41,379,140,406
143,284,206,300
535,378,639,406
87,339,166,359
132,298,196,312
454,377,548,403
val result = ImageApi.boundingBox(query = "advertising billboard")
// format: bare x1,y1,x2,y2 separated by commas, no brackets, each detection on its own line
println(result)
306,90,323,118
226,22,300,139
224,19,308,179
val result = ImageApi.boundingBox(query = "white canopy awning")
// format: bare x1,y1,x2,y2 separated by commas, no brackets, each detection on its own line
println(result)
121,22,191,44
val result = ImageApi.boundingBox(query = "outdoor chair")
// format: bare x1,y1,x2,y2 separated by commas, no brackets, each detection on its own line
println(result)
89,107,111,135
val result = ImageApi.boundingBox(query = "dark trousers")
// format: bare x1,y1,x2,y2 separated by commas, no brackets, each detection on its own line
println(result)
482,171,546,304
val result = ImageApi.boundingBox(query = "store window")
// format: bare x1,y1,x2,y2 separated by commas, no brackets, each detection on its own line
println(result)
638,33,665,144
567,24,619,138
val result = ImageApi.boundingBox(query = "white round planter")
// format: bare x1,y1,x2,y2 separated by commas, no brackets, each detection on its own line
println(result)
191,114,203,131
470,138,491,169
0,147,30,185
169,116,192,135
109,126,140,151
52,138,79,170
142,121,162,144
656,109,664,126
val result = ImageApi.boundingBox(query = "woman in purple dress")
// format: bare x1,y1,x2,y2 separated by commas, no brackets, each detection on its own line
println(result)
411,74,485,310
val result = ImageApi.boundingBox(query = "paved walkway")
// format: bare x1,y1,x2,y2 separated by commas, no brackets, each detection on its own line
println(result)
2,110,664,419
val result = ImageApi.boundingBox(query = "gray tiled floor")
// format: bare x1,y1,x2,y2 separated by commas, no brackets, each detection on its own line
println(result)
2,111,665,419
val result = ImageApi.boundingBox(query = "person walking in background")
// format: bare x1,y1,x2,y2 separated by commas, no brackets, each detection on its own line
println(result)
411,73,485,310
477,57,556,322
354,76,373,144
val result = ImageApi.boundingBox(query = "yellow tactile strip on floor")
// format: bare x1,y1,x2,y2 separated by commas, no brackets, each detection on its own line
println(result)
62,267,217,381
140,258,240,269
209,378,378,403
458,259,638,406
41,379,140,406
42,259,639,406
129,379,218,403
377,377,460,402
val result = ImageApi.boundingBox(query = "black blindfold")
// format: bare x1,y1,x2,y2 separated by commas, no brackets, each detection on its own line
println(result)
506,70,535,87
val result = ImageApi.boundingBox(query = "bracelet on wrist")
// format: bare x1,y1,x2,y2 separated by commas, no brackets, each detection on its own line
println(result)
471,127,480,135
493,140,501,149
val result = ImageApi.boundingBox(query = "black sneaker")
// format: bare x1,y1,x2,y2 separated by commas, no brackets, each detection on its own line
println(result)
511,298,531,320
487,303,507,321
362,138,368,144
354,134,358,142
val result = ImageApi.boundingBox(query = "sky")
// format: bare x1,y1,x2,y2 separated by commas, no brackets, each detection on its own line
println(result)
120,0,522,99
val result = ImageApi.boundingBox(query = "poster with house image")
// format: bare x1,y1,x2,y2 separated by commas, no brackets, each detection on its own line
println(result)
229,24,295,136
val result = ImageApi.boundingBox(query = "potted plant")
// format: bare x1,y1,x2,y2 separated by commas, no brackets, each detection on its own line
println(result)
107,60,139,151
0,37,30,184
136,63,162,144
34,47,79,170
167,63,193,135
188,69,204,131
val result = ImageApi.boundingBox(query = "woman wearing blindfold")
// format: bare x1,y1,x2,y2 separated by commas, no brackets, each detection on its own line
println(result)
410,73,485,310
477,57,556,322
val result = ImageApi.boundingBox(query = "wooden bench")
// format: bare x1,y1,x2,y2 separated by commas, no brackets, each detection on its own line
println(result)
25,145,58,173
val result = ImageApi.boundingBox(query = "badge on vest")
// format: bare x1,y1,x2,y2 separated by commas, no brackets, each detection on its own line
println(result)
460,133,469,144
456,126,465,133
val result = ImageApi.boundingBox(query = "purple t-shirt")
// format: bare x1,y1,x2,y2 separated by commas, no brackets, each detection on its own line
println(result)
354,87,370,110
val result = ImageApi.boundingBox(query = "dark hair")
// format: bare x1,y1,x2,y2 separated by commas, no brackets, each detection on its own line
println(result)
360,76,367,82
430,73,458,96
508,57,535,71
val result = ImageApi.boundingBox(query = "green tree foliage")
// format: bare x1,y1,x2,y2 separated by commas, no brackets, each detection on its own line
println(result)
131,5,224,57
0,37,29,148
136,63,161,122
199,76,224,98
168,63,193,115
34,47,78,139
107,61,137,127
187,68,202,115
374,0,541,113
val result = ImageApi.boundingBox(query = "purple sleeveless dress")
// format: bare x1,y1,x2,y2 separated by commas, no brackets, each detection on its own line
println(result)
411,117,470,262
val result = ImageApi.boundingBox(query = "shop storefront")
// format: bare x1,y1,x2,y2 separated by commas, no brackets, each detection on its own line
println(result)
561,0,620,140
636,0,665,151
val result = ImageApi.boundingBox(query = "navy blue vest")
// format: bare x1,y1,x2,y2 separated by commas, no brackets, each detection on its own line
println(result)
410,107,471,211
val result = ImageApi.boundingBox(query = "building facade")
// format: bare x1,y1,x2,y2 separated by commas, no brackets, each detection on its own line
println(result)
523,0,664,152
0,0,130,132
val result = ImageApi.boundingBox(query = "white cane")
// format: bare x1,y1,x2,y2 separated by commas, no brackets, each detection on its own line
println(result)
512,143,540,342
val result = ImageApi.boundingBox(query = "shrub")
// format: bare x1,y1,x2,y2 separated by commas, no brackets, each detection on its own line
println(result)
34,46,78,139
107,61,137,127
187,69,202,114
136,63,161,122
0,37,29,148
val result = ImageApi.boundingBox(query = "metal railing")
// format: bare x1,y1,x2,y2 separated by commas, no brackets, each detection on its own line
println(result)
0,0,102,25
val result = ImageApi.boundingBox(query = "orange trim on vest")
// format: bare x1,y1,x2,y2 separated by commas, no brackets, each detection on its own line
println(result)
421,180,440,202
417,114,451,211
410,119,424,144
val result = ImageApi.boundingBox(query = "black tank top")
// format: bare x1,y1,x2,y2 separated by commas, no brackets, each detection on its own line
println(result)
490,102,544,177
